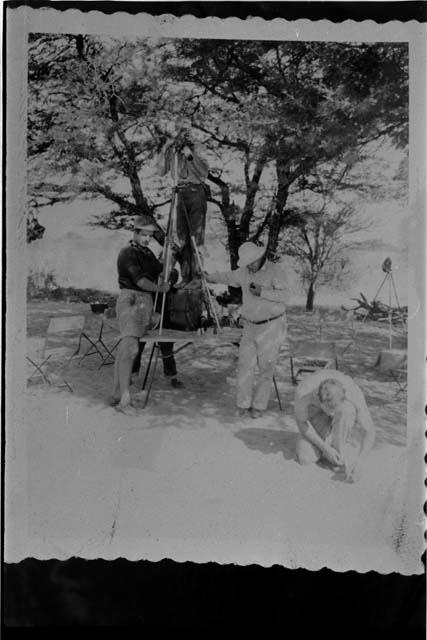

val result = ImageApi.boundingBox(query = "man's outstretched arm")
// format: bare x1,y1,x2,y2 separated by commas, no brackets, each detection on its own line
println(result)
204,270,242,288
188,143,209,180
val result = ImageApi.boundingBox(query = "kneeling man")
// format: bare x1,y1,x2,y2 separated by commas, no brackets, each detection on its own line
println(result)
294,370,375,482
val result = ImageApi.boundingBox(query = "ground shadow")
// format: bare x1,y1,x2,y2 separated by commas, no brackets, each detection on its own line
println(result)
27,301,408,450
233,427,299,461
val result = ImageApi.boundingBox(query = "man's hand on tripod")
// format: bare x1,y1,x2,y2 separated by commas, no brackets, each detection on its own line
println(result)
156,281,170,294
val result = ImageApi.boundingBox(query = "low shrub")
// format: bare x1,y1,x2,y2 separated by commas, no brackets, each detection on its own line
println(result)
27,271,116,307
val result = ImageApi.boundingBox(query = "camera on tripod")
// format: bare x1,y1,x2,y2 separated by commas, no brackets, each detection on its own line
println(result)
173,130,194,156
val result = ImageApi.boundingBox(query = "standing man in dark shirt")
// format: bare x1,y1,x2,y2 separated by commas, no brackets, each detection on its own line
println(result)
157,122,209,286
111,215,179,415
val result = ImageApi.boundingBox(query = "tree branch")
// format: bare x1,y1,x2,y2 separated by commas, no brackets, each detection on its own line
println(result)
192,122,249,153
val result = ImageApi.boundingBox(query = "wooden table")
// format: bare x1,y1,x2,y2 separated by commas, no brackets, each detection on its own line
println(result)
142,327,242,344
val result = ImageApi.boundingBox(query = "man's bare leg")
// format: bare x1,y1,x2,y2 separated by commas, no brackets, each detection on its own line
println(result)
328,400,357,471
295,409,330,465
112,336,139,413
295,436,322,465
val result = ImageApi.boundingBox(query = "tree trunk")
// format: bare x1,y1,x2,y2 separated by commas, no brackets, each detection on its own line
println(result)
305,282,316,311
265,186,289,260
265,158,292,261
208,172,241,269
239,156,267,242
117,137,152,216
225,218,242,302
207,172,242,302
108,94,153,216
226,218,240,270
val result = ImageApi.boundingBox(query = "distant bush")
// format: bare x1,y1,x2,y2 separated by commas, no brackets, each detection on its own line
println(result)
27,270,116,306
27,270,58,299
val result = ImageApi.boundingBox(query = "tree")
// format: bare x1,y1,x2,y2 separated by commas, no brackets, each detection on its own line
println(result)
282,201,370,310
27,34,180,242
28,35,408,270
166,40,408,262
280,154,386,311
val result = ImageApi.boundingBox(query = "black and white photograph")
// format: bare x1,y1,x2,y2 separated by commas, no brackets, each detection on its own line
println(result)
5,5,425,578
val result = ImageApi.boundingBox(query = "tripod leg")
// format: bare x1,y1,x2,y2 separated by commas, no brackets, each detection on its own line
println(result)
178,192,220,327
157,187,178,335
190,235,221,332
142,343,156,390
273,376,283,411
362,274,388,324
390,274,403,313
143,345,160,409
371,274,388,303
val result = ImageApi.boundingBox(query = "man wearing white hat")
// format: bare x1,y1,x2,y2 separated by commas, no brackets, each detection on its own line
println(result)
205,242,288,418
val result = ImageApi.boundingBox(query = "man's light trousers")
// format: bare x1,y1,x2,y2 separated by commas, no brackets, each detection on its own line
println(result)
237,315,286,411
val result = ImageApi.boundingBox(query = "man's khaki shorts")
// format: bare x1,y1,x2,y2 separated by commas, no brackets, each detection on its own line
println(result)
116,289,153,338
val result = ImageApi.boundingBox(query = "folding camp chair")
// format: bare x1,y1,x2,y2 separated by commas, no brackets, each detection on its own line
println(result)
26,315,85,392
76,312,121,368
389,367,408,398
27,337,52,386
374,349,408,398
289,340,338,385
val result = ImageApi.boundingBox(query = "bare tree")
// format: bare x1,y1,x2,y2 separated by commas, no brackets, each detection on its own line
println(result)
282,201,370,310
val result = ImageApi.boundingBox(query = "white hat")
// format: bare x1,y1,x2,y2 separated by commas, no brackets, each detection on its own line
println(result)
237,242,265,268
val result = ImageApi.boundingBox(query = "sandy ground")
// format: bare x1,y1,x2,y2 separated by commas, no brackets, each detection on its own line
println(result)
10,302,415,572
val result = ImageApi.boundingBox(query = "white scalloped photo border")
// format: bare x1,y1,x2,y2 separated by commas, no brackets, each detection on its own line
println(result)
5,5,426,574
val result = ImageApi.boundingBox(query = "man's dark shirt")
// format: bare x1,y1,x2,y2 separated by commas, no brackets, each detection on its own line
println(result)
117,241,162,291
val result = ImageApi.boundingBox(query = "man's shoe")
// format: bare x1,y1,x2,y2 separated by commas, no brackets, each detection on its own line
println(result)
170,378,184,388
251,408,265,419
114,403,138,416
107,395,121,407
236,408,250,418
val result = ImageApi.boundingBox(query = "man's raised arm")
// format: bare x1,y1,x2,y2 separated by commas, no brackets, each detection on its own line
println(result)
156,139,174,177
189,142,209,181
